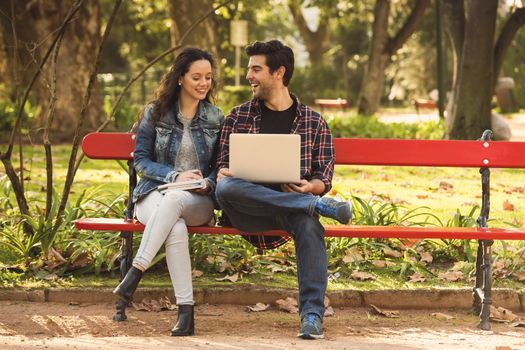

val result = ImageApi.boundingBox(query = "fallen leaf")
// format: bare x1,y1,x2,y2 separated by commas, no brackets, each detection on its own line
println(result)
416,194,428,199
342,247,364,263
490,306,519,323
514,271,525,282
439,271,464,282
369,304,399,318
372,260,387,268
324,306,335,317
439,181,454,191
431,312,455,320
275,297,298,314
132,296,175,312
192,269,203,278
503,200,515,211
382,247,402,258
419,251,433,265
510,321,525,327
324,296,331,307
351,271,375,281
246,302,270,312
70,252,92,268
452,261,467,271
380,173,389,181
510,186,524,193
409,273,426,283
215,272,239,282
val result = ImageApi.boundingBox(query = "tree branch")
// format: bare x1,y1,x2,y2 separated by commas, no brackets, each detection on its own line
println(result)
386,0,431,55
493,6,525,86
55,0,123,230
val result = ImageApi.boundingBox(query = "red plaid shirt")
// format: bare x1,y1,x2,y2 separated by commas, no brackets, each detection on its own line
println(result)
217,94,335,249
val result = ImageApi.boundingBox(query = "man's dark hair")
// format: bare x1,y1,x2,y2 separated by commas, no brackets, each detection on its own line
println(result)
245,40,294,86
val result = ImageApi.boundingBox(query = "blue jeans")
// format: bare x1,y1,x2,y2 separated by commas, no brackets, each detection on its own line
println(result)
215,177,327,319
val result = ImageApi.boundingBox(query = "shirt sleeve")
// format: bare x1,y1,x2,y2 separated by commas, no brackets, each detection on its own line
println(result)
310,117,334,195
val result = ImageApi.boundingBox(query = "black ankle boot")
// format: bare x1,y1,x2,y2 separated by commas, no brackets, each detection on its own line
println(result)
113,266,143,303
171,304,194,336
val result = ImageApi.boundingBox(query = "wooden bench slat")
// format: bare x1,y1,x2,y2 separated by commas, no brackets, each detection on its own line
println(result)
82,133,525,168
334,138,525,168
75,218,525,241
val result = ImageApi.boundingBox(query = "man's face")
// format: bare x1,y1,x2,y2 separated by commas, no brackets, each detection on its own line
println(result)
246,55,278,100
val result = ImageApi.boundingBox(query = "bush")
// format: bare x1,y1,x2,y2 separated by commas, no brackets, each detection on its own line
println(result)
326,114,445,140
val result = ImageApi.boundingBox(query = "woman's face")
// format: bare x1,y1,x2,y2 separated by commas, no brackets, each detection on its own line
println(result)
179,59,213,101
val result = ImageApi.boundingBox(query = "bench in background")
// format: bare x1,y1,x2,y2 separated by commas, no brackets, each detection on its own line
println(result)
314,98,349,112
75,130,525,330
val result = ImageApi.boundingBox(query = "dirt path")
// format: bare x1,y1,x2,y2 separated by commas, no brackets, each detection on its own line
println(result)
0,301,524,349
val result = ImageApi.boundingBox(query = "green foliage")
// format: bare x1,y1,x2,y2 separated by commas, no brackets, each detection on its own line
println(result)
218,85,252,113
0,99,36,133
326,114,445,139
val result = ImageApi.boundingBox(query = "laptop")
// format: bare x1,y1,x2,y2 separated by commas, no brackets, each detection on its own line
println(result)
229,133,301,184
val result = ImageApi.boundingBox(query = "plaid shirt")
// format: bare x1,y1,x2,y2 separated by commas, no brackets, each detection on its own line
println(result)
217,94,335,249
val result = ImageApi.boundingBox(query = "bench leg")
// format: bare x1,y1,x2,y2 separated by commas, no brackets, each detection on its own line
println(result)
472,240,483,315
473,239,493,330
113,231,134,322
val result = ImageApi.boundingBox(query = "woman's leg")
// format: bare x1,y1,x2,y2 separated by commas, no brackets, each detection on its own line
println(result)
165,193,214,305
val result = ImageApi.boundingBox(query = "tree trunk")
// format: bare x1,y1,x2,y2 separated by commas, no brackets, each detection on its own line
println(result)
167,0,217,58
447,0,498,140
357,0,390,115
33,0,102,141
287,0,330,65
357,0,430,115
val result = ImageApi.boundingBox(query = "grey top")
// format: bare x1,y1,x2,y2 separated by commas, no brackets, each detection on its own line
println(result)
175,115,199,173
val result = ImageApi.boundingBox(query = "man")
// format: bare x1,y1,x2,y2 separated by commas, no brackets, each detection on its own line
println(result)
215,39,352,339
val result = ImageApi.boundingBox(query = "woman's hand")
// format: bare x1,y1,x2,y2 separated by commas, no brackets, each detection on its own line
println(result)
175,169,203,182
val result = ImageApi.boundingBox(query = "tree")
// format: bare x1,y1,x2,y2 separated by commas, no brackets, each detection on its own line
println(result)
444,0,525,139
357,0,430,115
0,0,103,141
287,0,331,65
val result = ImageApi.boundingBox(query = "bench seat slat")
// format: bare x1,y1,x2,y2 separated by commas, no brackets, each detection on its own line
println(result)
74,218,525,241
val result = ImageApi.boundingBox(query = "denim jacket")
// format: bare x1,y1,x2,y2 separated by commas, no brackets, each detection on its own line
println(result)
132,100,224,203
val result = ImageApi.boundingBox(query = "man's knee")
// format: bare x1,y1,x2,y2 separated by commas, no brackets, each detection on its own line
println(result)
287,213,324,240
215,177,238,202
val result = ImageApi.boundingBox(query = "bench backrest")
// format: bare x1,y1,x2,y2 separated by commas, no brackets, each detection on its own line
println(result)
82,132,525,169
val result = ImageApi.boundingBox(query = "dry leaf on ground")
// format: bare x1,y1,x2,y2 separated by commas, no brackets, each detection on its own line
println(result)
382,247,402,258
510,321,525,327
215,272,239,283
419,251,433,265
192,269,203,278
431,312,455,321
132,296,175,312
351,271,375,281
503,200,515,211
276,297,298,314
439,271,464,282
342,247,364,263
324,306,335,317
490,306,519,323
246,303,270,312
439,181,454,191
409,273,426,283
369,304,400,318
514,271,525,282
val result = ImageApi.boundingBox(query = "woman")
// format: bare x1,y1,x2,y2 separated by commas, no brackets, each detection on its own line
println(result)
113,48,224,336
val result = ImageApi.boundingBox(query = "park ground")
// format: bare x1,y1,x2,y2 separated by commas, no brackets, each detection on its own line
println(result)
0,301,525,350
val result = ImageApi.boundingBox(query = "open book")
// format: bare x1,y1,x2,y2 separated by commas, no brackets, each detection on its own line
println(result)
158,179,206,192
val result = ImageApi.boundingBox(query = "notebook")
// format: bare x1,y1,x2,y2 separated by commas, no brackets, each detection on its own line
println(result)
158,179,206,192
229,133,301,184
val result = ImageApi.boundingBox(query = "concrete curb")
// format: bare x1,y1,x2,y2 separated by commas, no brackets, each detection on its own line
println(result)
1,286,524,311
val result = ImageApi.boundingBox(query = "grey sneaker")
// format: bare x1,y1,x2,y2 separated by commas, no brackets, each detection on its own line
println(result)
297,313,324,339
314,197,353,224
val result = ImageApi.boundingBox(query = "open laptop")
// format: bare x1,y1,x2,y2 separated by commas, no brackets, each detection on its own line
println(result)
229,133,301,184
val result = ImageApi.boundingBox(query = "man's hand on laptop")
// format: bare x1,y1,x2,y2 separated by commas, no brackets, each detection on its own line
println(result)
281,179,325,195
217,168,234,182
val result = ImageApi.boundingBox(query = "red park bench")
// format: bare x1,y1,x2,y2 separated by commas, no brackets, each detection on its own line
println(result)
75,130,525,330
412,98,437,115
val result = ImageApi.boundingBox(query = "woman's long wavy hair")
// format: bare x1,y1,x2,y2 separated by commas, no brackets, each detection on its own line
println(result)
143,47,217,122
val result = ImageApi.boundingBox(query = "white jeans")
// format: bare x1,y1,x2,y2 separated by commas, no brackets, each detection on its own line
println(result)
134,189,214,305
